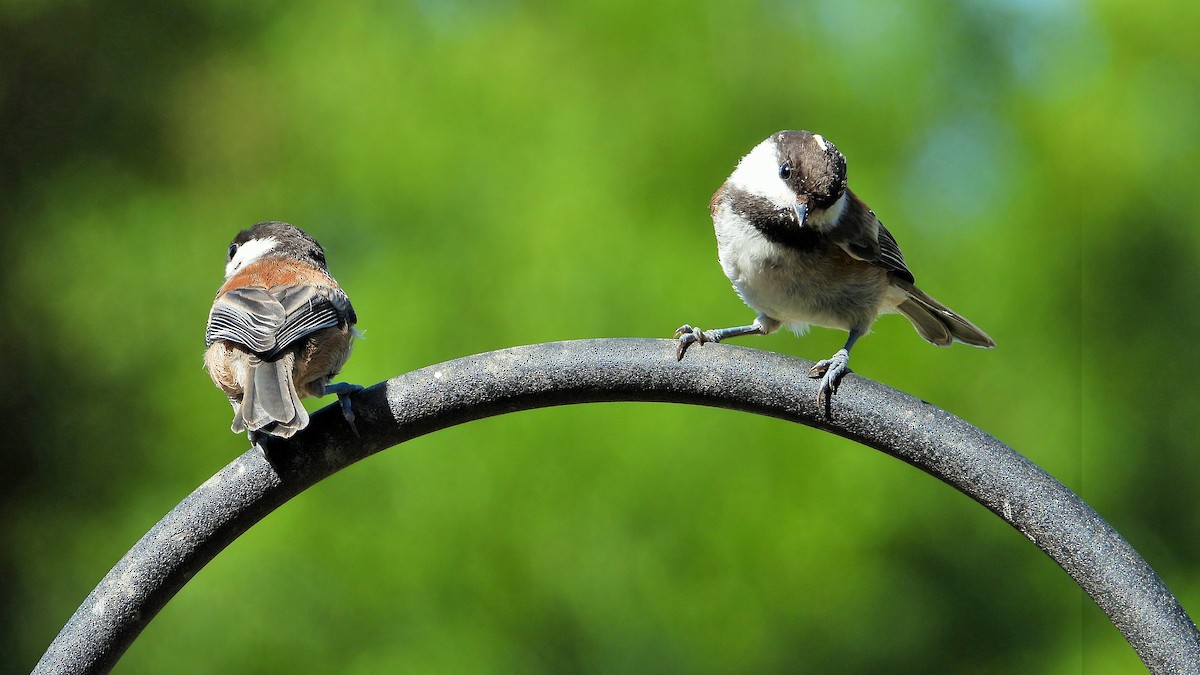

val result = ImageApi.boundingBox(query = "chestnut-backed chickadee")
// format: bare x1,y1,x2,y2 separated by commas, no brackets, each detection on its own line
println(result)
676,130,994,406
204,221,361,443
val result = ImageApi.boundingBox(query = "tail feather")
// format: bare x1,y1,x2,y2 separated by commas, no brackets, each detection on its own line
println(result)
894,280,995,349
897,299,953,346
236,354,309,438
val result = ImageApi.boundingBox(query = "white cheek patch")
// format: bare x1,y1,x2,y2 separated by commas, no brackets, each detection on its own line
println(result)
813,134,828,151
726,138,795,210
225,236,278,278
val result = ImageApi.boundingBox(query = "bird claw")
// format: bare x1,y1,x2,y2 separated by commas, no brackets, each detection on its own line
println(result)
674,324,710,361
339,395,360,437
808,349,851,408
325,382,365,437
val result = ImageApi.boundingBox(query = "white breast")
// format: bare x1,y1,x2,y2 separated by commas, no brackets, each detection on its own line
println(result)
712,203,895,333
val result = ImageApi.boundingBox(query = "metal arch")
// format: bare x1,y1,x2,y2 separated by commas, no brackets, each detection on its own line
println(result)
33,339,1200,673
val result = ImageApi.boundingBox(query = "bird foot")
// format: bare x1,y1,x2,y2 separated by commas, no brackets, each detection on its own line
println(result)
673,324,717,361
324,382,365,437
807,349,851,407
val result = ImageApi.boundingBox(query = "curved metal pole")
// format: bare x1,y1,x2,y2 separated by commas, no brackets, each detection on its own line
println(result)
33,339,1200,673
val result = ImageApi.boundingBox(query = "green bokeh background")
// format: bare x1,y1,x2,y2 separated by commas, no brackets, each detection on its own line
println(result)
3,1,1198,672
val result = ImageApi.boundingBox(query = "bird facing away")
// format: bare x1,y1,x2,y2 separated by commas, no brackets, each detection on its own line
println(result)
675,130,994,406
204,221,362,443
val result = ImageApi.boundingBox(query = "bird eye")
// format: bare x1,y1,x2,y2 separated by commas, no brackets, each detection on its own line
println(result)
778,161,793,180
227,243,238,260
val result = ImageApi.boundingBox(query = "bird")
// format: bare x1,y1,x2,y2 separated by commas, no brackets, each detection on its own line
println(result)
675,130,994,407
204,221,362,443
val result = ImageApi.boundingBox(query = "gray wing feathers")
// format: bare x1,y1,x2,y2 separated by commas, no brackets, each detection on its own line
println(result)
271,285,347,354
833,221,915,284
206,288,284,353
206,285,351,359
876,225,914,283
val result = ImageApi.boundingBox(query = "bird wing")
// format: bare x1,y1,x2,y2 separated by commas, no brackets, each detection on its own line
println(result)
271,284,355,356
828,191,916,284
205,287,286,355
833,220,915,284
206,285,355,359
875,223,914,283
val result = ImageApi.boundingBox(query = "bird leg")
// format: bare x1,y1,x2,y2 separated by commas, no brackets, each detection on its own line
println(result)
674,315,780,360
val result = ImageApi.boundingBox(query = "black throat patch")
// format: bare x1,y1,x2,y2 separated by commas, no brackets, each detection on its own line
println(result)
725,188,821,251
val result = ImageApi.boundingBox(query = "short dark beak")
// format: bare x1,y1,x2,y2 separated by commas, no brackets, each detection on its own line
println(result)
793,202,808,228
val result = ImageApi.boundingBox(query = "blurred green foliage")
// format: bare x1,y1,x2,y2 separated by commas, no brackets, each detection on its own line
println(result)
2,0,1198,672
